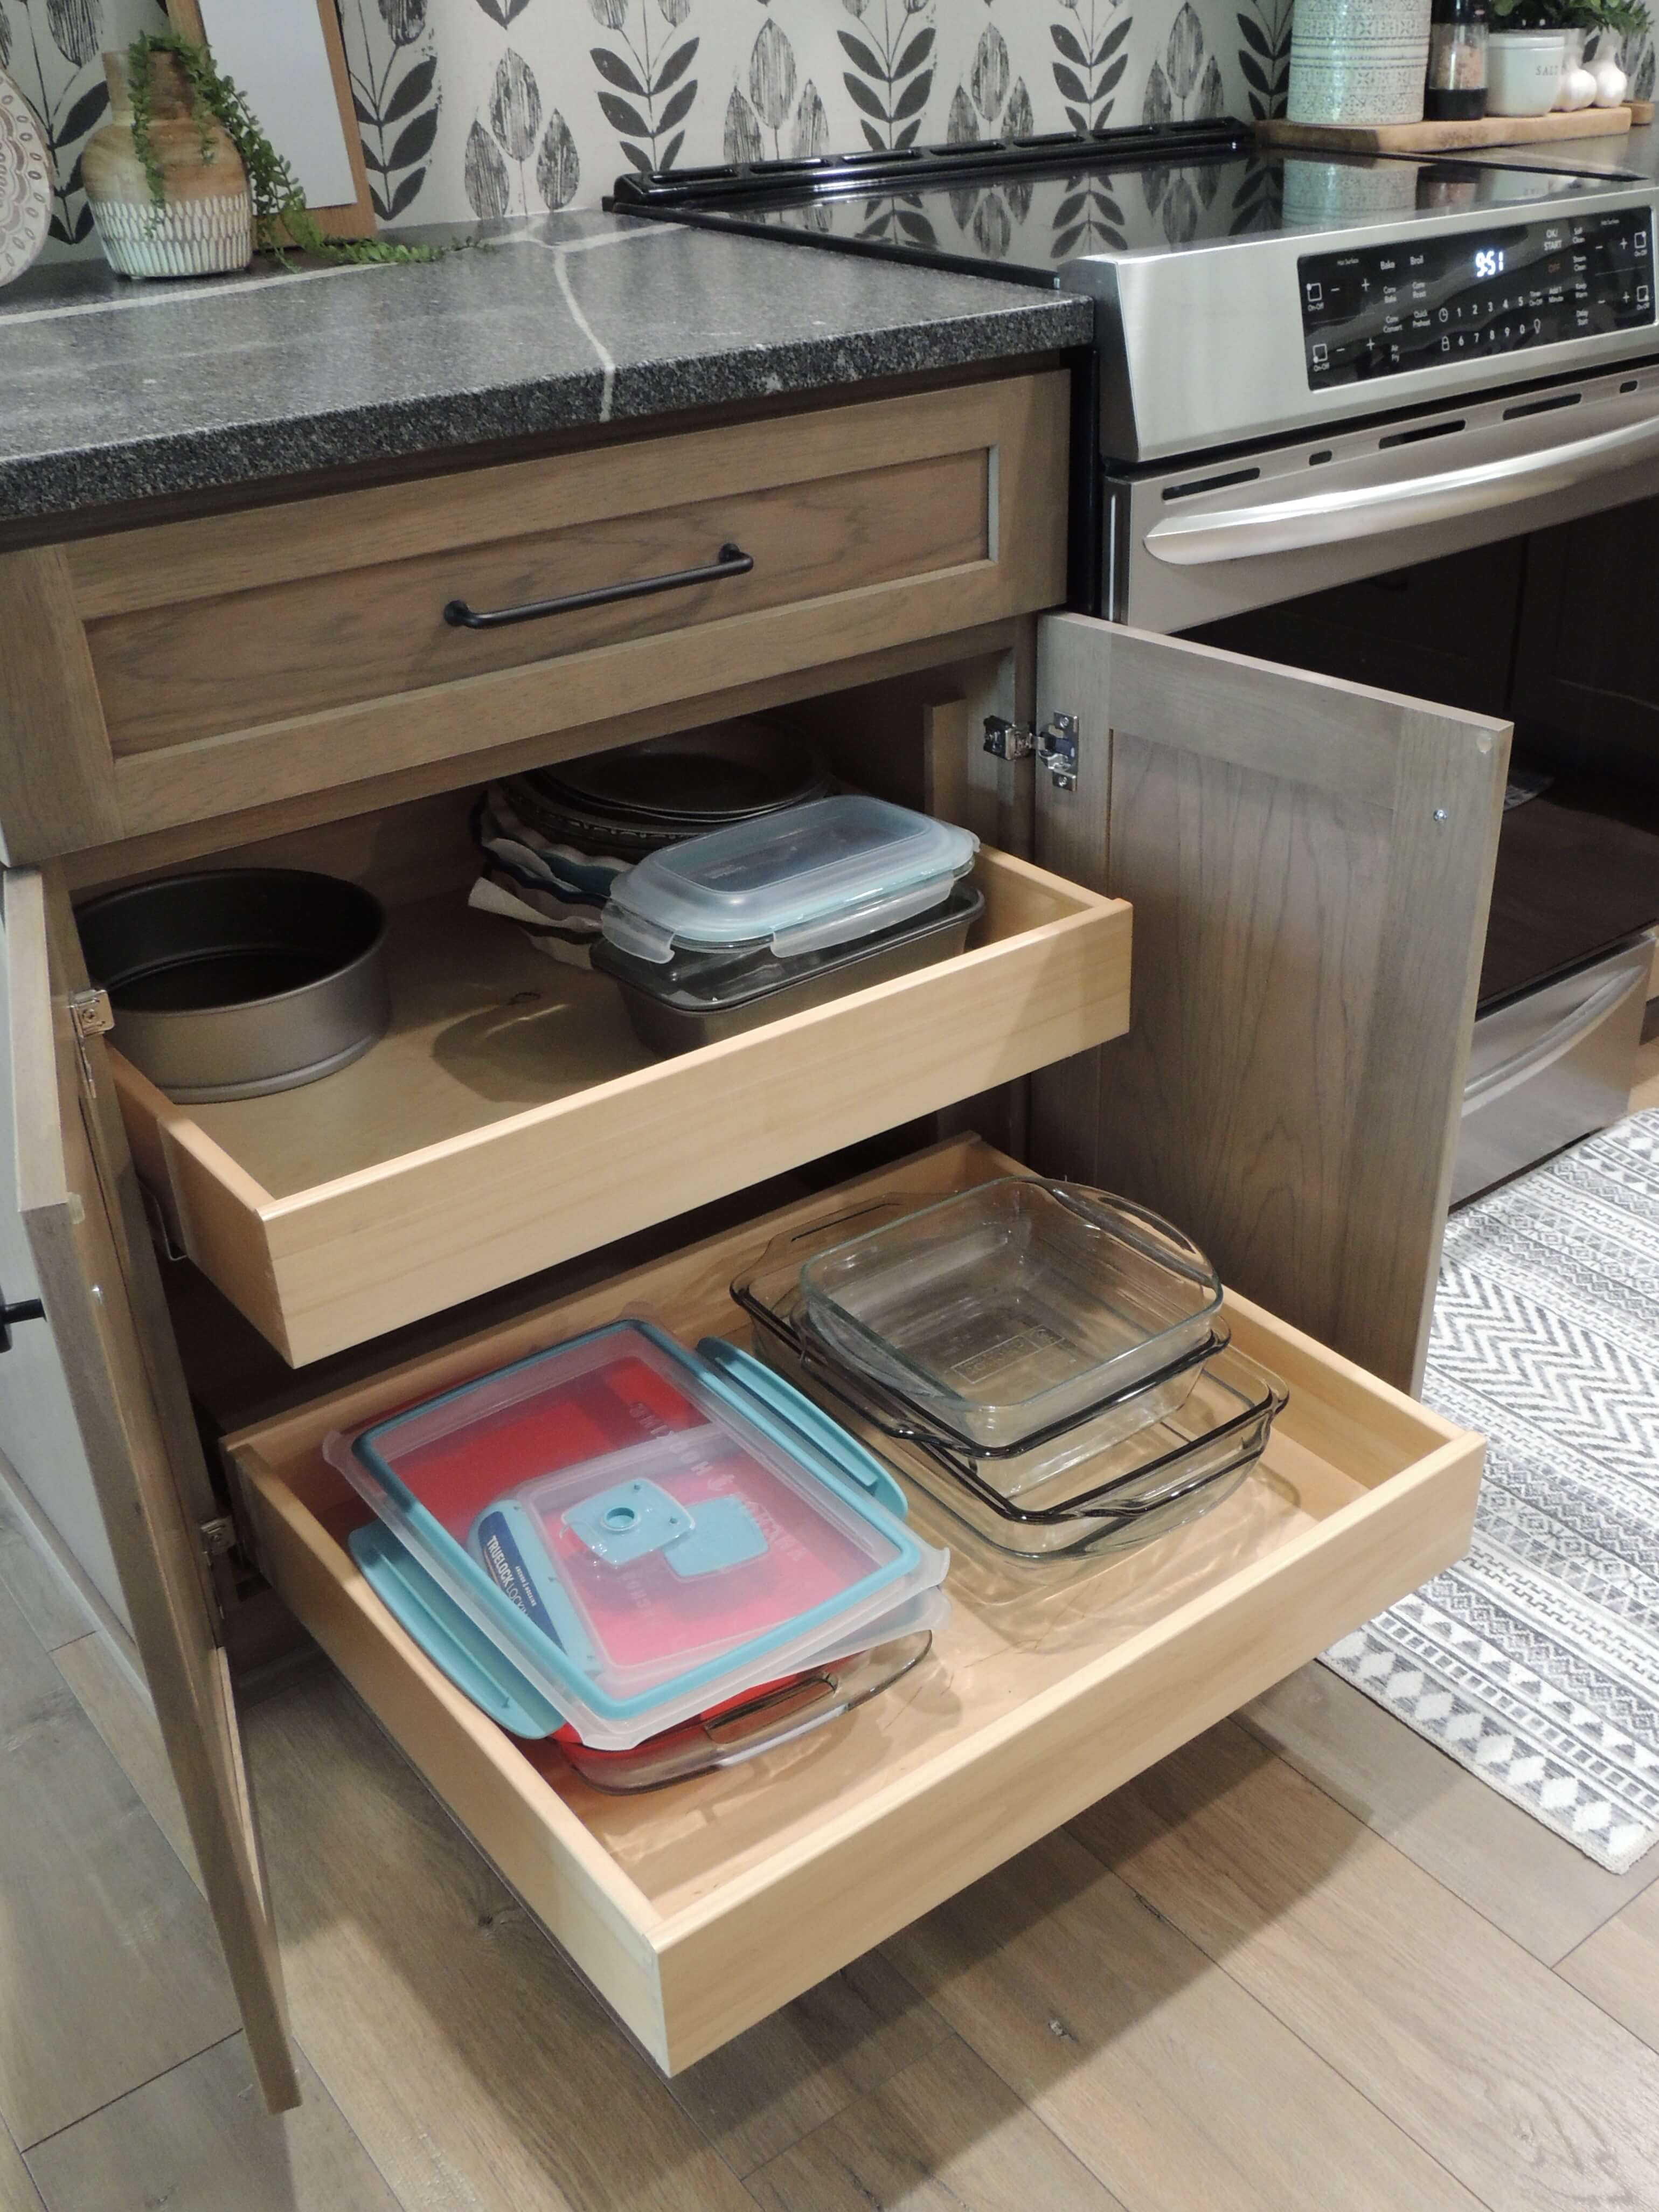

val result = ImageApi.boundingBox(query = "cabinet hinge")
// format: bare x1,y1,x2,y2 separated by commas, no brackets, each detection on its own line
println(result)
199,1514,237,1561
69,986,114,1042
982,715,1035,762
67,987,114,1099
1037,713,1080,795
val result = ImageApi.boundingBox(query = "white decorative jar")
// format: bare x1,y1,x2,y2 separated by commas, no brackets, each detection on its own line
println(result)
1287,0,1435,126
82,50,253,280
1488,29,1570,115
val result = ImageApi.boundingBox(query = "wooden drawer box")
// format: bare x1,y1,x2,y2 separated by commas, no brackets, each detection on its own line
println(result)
3,375,1067,861
112,850,1128,1365
227,1136,1483,2076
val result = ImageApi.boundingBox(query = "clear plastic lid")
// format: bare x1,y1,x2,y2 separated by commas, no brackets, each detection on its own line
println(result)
328,1321,947,1749
599,796,978,965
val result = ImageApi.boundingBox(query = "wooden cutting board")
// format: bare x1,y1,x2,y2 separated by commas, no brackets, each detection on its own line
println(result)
1258,106,1647,155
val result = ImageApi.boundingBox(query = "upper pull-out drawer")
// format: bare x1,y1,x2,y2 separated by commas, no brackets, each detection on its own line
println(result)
226,1136,1482,2077
111,849,1128,1365
0,374,1067,862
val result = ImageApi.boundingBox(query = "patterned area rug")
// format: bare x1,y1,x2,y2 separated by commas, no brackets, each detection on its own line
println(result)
1322,1108,1659,1871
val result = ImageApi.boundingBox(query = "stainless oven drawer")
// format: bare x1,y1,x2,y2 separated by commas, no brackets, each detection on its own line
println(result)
1453,933,1654,1204
1108,363,1659,632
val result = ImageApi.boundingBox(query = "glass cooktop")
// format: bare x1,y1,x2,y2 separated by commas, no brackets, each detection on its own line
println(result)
610,128,1649,286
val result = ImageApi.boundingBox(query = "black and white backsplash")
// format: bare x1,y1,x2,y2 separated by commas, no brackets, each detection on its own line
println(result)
357,0,1280,227
2,0,1284,251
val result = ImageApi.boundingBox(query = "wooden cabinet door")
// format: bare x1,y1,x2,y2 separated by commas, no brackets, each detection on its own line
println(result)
1,867,300,2112
1029,614,1511,1395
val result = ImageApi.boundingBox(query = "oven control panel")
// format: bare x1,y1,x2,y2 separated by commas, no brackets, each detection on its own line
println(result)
1298,208,1655,387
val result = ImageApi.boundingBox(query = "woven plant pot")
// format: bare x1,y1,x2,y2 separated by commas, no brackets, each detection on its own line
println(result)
83,50,253,279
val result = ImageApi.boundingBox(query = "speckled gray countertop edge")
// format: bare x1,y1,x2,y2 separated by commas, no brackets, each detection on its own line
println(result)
3,307,1093,521
0,213,1095,527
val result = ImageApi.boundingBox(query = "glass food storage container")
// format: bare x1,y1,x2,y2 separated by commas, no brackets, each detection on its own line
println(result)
591,881,984,1053
599,794,978,967
328,1320,948,1748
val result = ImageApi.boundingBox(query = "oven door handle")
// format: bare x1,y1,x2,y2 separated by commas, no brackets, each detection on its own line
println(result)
1462,958,1649,1116
1144,410,1659,566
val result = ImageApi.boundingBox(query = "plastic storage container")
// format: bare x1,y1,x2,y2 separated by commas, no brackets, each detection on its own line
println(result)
599,795,978,967
800,1179,1225,1450
328,1320,948,1748
592,882,985,1053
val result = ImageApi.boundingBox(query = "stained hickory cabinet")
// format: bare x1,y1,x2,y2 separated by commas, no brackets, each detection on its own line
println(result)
0,365,1503,2110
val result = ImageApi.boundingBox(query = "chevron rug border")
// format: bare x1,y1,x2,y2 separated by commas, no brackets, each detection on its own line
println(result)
1321,1107,1659,1874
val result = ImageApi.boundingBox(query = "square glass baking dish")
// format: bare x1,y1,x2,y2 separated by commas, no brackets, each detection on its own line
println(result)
799,1178,1225,1449
735,1198,1228,1494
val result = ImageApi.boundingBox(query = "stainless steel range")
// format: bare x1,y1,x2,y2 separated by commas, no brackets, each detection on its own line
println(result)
613,124,1659,1198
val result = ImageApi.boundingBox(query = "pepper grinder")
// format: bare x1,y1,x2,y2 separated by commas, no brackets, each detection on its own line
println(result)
1425,0,1489,120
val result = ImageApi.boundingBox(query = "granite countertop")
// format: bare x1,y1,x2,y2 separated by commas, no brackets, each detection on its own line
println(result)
0,210,1094,527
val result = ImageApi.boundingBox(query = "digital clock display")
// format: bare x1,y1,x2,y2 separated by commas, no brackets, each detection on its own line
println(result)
1299,210,1655,387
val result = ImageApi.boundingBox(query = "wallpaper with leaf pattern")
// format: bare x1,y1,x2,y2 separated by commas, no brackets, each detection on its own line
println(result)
0,0,1312,254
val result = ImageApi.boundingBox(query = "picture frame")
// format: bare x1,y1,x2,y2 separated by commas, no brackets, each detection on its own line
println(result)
165,0,377,239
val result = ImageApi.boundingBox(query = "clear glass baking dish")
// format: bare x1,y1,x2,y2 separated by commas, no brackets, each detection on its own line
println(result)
799,1178,1225,1449
745,1302,1287,1559
736,1197,1228,1494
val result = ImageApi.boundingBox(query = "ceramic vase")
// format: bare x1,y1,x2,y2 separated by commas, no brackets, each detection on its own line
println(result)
1287,0,1434,126
82,50,253,280
0,68,52,288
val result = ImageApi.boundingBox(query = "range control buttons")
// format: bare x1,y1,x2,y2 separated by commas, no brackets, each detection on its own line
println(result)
1299,207,1657,389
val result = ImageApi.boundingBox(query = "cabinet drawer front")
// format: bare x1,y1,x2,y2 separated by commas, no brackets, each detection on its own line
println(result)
228,1138,1482,2075
20,375,1066,852
113,851,1129,1364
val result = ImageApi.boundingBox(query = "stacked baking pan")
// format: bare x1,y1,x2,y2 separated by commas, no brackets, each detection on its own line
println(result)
469,720,831,966
330,1320,949,1790
734,1180,1289,1558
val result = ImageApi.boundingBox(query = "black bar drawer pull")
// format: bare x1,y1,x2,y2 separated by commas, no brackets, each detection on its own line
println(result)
443,542,754,631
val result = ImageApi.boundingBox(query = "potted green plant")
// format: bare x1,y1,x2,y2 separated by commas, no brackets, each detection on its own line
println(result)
82,30,438,280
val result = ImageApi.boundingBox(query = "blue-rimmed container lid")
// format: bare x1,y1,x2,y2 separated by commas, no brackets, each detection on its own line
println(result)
327,1321,947,1750
599,795,977,965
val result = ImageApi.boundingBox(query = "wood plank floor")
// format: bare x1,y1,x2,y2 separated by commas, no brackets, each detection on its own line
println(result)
9,1528,1659,2209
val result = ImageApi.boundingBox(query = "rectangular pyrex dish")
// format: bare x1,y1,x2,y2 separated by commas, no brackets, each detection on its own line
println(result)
750,1304,1288,1558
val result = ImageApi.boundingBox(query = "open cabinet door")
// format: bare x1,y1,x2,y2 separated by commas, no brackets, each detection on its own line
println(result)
1030,614,1510,1395
2,866,301,2113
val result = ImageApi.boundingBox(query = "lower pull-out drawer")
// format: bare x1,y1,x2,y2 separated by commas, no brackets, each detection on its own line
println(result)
114,849,1126,1365
226,1136,1482,2075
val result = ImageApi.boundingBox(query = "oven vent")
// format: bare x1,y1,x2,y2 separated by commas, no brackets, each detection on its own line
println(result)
1503,391,1582,420
1161,466,1261,502
1378,418,1465,449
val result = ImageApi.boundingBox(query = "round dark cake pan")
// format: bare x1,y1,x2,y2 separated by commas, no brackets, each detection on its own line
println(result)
76,869,390,1103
